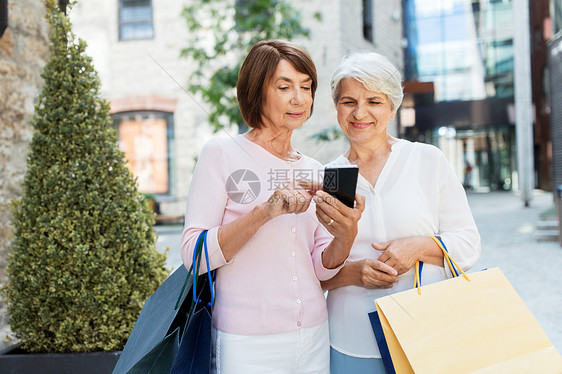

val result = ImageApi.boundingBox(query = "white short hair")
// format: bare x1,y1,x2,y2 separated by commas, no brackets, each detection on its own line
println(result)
330,52,404,111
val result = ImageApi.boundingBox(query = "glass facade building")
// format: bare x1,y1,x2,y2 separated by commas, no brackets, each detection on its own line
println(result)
402,0,516,191
405,0,513,101
554,0,562,35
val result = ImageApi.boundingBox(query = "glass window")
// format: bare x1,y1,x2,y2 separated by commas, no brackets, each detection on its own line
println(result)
119,0,154,41
112,111,174,195
555,0,562,35
485,0,513,28
428,126,515,192
483,38,514,98
363,0,373,42
404,0,513,101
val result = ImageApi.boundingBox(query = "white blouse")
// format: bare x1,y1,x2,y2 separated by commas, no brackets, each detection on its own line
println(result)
326,139,481,358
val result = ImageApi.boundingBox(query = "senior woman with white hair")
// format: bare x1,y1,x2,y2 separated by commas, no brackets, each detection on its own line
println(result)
317,52,481,373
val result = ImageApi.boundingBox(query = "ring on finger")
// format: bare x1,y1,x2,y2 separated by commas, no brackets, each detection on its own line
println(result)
327,218,334,226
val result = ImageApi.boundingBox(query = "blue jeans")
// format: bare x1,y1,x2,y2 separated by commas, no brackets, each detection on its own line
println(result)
330,347,387,374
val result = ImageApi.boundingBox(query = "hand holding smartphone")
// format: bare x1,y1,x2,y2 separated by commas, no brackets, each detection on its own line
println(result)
322,165,359,208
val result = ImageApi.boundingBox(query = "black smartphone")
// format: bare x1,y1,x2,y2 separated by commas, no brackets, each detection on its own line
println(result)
322,166,359,208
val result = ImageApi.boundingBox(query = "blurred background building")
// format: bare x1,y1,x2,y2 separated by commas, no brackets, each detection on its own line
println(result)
549,0,562,199
1,0,560,241
63,0,562,216
400,0,550,194
68,0,404,218
401,0,517,193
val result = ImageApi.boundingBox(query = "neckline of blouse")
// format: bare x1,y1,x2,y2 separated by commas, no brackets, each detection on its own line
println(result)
340,139,406,192
238,133,304,164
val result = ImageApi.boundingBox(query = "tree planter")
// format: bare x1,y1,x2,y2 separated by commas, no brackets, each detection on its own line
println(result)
3,1,167,365
0,344,120,374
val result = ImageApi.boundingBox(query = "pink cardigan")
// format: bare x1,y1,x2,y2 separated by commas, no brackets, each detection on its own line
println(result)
181,135,341,335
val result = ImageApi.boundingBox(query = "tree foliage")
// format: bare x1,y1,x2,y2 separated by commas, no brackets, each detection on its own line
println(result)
309,125,344,143
180,0,320,132
4,0,168,353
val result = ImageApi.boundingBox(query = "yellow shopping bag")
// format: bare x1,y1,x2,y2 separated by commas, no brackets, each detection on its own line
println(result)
369,237,562,374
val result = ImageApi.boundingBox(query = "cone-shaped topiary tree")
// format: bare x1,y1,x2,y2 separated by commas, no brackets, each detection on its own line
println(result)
4,0,168,353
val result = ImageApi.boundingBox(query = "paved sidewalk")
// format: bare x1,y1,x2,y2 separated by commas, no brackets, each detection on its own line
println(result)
156,189,562,353
467,190,562,353
155,224,183,272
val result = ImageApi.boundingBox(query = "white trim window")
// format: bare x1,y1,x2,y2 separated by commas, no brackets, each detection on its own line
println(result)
119,0,154,41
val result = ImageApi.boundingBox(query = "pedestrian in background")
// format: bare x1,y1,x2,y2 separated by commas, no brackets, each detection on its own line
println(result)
181,39,364,374
320,52,481,374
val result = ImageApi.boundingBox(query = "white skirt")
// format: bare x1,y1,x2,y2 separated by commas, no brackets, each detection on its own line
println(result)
212,320,329,374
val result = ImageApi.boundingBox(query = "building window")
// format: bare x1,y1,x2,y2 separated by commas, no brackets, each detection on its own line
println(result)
119,0,154,41
363,0,373,41
403,0,514,101
112,111,174,196
555,0,562,35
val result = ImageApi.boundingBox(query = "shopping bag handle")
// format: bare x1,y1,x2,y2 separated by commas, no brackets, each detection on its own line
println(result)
428,235,470,282
203,230,215,306
413,261,424,295
432,235,459,277
191,230,215,306
413,236,471,294
174,230,207,310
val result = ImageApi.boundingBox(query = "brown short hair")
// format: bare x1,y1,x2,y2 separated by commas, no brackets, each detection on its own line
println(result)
237,40,317,129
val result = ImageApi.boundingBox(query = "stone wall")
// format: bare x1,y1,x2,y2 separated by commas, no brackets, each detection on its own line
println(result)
0,0,49,348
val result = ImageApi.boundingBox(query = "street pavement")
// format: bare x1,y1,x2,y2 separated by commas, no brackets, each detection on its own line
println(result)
467,190,562,353
156,189,562,354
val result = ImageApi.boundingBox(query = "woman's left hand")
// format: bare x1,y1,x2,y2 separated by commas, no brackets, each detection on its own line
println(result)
313,190,365,261
374,236,445,275
373,237,423,275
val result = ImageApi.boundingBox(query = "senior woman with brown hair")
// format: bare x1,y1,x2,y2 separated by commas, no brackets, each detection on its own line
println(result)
181,40,364,374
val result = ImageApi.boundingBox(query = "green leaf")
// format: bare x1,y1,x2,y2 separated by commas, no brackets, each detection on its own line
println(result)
180,0,320,132
309,125,344,143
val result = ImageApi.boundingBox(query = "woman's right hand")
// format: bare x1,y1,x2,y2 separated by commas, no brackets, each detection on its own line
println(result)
262,182,313,219
347,259,399,288
217,182,312,262
321,258,399,290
